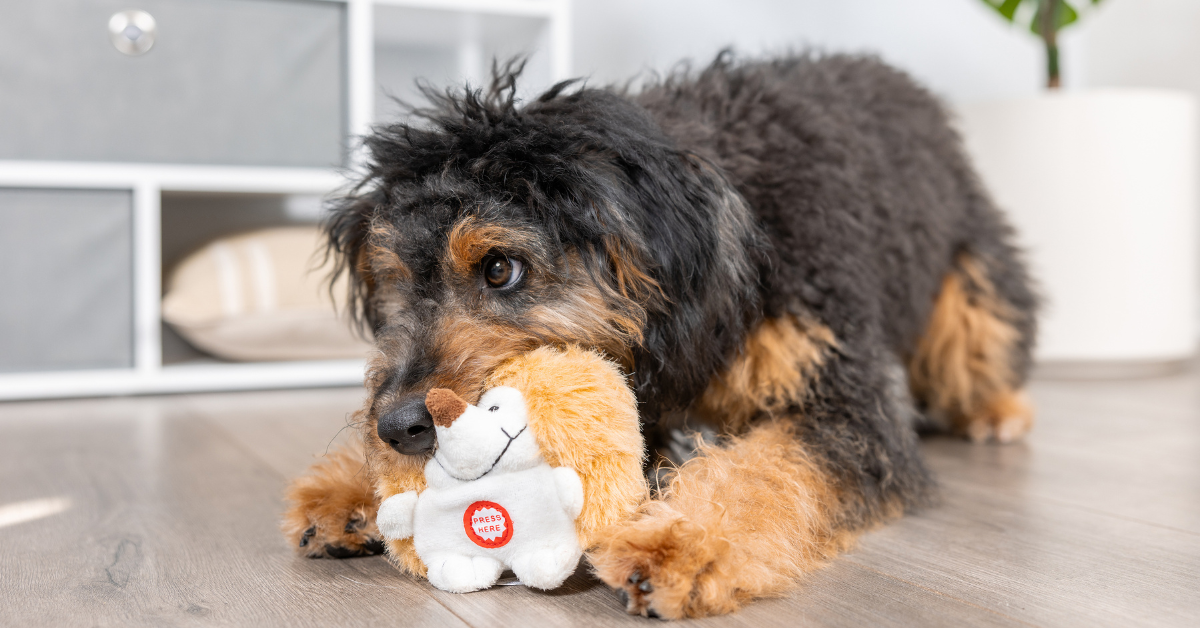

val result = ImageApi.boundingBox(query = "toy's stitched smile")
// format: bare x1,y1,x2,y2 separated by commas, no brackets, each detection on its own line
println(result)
435,425,528,482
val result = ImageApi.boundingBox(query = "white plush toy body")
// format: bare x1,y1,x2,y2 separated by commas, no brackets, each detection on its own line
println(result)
376,386,585,593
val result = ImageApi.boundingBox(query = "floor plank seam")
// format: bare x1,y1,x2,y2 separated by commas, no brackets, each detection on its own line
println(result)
429,593,475,627
1027,495,1200,538
935,477,1200,539
842,557,1046,628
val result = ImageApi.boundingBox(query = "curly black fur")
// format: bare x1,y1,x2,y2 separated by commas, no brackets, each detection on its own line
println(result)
327,52,1036,527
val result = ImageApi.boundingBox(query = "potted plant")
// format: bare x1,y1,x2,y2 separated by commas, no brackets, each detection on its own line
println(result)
956,0,1198,373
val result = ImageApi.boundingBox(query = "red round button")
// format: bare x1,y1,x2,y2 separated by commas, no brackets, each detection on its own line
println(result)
463,501,513,548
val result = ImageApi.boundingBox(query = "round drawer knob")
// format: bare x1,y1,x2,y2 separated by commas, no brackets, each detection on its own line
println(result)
108,10,157,56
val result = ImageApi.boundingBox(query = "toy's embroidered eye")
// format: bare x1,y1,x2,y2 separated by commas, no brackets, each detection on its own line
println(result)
489,406,499,412
482,254,524,289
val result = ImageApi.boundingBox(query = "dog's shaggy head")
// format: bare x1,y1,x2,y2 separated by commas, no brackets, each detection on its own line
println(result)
327,65,765,468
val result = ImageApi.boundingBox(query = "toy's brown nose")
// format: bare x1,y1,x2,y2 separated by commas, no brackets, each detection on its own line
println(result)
426,388,468,427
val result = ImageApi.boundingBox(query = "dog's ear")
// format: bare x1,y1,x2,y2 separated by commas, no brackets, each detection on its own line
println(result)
325,188,384,335
600,233,663,306
592,142,768,418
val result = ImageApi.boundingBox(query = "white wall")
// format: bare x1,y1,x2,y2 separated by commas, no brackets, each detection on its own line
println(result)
571,0,1199,105
1081,0,1200,97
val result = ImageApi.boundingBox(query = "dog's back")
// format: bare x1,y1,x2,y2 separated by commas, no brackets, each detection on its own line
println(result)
637,54,1036,367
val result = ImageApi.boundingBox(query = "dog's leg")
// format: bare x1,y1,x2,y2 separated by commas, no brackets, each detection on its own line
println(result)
282,441,386,558
908,253,1035,443
591,421,852,618
591,316,930,618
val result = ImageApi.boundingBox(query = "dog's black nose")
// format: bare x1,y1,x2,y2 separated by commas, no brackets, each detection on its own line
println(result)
377,394,436,455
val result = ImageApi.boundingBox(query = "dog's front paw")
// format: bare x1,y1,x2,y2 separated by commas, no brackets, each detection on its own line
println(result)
589,508,730,619
282,448,384,559
284,501,385,559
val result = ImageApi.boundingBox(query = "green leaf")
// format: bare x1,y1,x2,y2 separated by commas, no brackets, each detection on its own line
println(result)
998,0,1024,20
1028,0,1080,36
1058,1,1080,28
1029,1,1049,36
979,0,1023,22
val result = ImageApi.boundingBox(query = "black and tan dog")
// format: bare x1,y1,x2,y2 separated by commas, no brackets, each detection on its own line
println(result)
283,53,1038,619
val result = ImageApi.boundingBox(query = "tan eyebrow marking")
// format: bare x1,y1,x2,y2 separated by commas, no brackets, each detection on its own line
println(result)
445,216,541,276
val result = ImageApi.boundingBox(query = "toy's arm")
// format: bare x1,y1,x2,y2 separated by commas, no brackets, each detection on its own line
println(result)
375,491,419,540
552,467,585,520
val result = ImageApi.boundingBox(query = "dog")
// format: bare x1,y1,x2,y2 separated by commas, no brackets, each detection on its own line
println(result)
282,52,1038,619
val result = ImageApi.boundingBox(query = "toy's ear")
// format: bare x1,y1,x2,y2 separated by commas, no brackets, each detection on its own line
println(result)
426,388,469,427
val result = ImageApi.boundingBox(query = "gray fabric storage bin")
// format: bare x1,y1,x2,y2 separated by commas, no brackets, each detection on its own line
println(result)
0,188,135,373
0,0,346,167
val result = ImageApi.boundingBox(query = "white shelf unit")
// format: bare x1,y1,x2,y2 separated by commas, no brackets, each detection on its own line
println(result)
0,161,360,401
0,0,572,401
347,0,571,146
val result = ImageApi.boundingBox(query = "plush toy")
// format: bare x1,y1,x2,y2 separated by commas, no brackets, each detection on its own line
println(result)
374,345,647,593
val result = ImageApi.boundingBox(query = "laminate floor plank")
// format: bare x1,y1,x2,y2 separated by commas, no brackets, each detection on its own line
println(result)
923,371,1200,535
925,436,1200,535
848,481,1200,628
1023,378,1200,464
417,556,1031,628
0,396,466,628
671,557,1031,628
877,369,1200,628
177,387,368,480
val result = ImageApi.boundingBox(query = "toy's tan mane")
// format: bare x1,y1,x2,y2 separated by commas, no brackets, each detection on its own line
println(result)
486,345,648,548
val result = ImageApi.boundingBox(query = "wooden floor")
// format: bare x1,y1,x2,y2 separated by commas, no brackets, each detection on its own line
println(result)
2,368,1198,628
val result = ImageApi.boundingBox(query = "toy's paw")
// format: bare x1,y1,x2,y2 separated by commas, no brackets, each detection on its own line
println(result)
510,545,583,590
589,508,726,619
961,390,1033,444
426,554,504,593
376,491,418,540
551,467,585,520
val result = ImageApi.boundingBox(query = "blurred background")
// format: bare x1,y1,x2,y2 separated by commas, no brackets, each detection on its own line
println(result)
1,0,1196,401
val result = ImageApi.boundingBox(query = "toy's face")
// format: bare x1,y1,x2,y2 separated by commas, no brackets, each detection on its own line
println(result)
430,387,542,481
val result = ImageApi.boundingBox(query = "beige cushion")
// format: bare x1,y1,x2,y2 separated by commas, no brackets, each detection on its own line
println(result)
162,226,372,362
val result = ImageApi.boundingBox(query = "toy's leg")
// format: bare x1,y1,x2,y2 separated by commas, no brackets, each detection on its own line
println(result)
425,553,504,593
908,253,1036,443
282,442,384,559
510,543,583,590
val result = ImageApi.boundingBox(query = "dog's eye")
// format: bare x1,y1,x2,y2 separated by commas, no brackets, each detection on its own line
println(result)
489,406,499,412
482,255,523,289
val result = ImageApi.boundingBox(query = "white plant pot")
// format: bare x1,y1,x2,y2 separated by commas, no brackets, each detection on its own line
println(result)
955,90,1198,368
